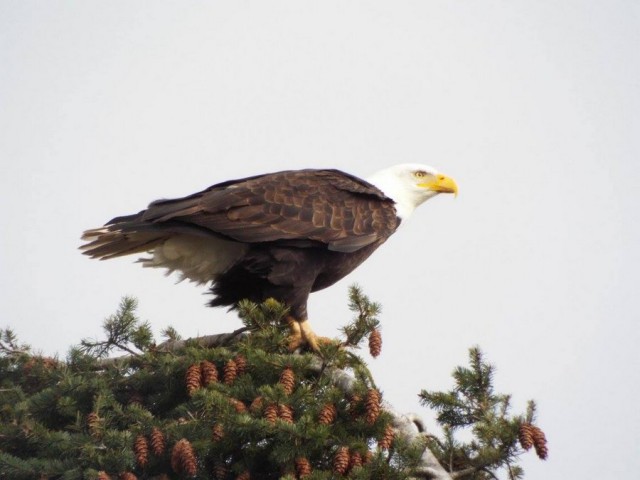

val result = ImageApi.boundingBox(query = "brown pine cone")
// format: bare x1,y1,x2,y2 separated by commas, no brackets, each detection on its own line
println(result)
279,367,295,395
185,364,202,396
212,423,225,442
349,451,363,470
364,389,382,424
171,439,185,473
531,425,548,460
318,403,337,425
97,472,111,480
295,456,312,478
171,439,198,476
23,356,59,375
86,412,102,437
519,423,535,450
128,392,144,406
229,398,247,414
264,404,278,424
43,356,59,370
378,424,395,450
234,354,248,375
22,358,36,376
119,474,137,480
236,471,250,480
133,435,149,467
200,360,219,385
347,393,362,419
278,404,294,424
368,329,382,358
249,396,264,415
150,427,166,456
333,446,350,476
363,450,373,464
212,463,227,480
223,359,238,385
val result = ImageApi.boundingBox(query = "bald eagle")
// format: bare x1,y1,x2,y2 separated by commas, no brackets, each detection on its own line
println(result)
81,165,457,350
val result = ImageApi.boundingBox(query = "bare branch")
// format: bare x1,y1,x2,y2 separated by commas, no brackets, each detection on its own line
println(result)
154,326,249,352
92,327,249,368
451,466,479,479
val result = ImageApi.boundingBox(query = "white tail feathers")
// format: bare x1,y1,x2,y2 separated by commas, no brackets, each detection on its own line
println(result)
81,227,247,284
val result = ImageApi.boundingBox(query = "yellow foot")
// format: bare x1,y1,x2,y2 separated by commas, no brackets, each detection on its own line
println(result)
287,317,304,351
286,317,335,352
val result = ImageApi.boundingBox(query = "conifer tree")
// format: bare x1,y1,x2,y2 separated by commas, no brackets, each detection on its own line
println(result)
419,348,548,479
0,288,547,479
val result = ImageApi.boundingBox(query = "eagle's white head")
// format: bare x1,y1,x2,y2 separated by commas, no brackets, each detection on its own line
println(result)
367,163,458,220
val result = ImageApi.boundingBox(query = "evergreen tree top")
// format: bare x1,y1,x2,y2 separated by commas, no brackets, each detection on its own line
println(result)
0,287,546,479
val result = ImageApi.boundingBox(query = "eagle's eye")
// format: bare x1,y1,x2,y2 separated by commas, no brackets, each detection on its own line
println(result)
414,171,427,178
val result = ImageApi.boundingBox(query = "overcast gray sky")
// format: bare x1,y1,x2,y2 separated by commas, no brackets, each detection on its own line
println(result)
1,1,639,478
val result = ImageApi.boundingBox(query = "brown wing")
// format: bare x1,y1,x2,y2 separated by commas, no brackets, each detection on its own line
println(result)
82,169,400,258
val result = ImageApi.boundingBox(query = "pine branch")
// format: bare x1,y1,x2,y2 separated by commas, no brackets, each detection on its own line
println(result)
0,328,31,357
342,284,382,347
419,347,545,478
79,296,151,358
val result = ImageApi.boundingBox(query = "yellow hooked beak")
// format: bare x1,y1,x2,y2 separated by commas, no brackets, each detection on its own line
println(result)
419,173,459,197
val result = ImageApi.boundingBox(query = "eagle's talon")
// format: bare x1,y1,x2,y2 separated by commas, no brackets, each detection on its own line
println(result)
287,335,305,352
286,316,304,351
286,317,337,353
